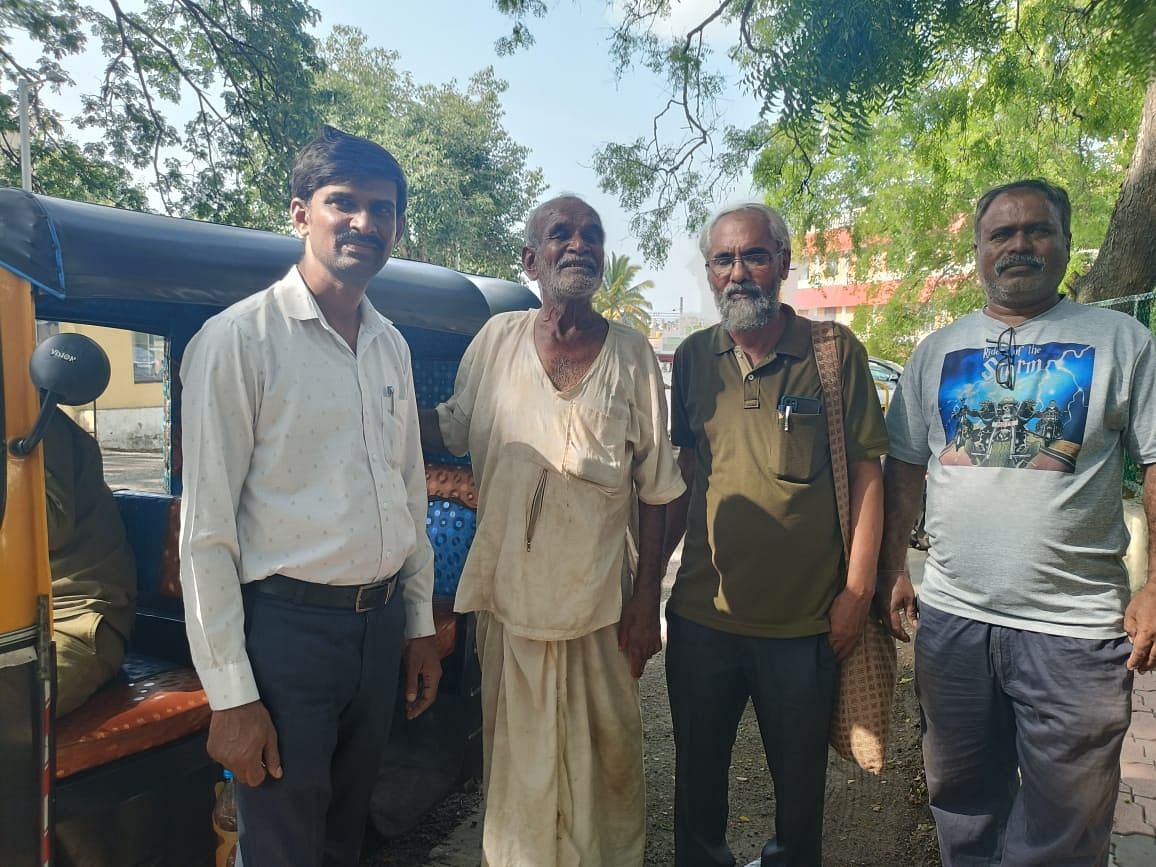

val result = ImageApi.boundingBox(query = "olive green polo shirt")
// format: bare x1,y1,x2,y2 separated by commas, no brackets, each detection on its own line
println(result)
668,307,888,638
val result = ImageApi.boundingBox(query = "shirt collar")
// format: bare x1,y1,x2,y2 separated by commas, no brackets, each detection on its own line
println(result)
710,304,809,359
276,266,386,338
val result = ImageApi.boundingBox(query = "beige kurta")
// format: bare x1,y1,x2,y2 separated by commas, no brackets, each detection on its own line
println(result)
436,311,684,866
437,310,685,638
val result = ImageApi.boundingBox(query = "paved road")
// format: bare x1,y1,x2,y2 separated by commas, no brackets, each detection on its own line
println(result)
102,450,166,493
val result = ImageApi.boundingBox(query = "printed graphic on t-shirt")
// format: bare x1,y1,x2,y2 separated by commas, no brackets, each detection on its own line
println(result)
936,339,1093,472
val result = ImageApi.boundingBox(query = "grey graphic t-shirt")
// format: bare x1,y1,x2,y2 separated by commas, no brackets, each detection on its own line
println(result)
887,298,1156,638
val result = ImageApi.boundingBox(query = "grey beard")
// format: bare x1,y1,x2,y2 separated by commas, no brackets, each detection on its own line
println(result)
541,269,600,300
716,284,779,332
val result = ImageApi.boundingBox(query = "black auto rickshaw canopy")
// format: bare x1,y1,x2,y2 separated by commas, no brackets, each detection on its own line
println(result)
0,188,537,337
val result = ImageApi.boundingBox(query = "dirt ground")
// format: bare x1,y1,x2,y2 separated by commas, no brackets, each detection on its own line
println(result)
364,616,940,867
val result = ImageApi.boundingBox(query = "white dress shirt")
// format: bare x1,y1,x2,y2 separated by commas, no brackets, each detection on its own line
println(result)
179,267,435,710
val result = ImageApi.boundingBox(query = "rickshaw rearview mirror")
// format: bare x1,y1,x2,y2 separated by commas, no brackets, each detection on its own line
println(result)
9,333,110,457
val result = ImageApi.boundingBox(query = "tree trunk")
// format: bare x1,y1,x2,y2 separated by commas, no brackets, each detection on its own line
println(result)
1074,77,1156,302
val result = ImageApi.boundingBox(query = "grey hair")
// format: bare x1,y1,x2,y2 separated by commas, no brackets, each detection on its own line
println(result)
524,193,596,248
698,203,791,257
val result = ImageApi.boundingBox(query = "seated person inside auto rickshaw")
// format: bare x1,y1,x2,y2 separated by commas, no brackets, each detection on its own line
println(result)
44,408,136,716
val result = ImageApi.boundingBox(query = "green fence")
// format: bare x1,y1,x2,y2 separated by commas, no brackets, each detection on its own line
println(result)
1085,291,1155,496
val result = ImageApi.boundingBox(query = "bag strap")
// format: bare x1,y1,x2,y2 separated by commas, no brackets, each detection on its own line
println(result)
810,320,851,562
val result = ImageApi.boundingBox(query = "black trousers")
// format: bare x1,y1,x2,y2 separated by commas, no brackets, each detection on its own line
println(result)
665,612,837,867
235,586,404,867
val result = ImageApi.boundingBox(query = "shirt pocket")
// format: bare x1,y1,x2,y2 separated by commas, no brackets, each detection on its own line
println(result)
381,393,405,469
769,410,828,482
562,401,629,489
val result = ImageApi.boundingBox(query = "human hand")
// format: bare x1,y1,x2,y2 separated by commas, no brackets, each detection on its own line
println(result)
404,635,443,719
875,571,919,642
1124,583,1156,672
828,586,872,662
207,701,282,787
618,588,662,678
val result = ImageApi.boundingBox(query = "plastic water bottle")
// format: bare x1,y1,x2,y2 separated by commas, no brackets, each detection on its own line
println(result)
212,769,238,867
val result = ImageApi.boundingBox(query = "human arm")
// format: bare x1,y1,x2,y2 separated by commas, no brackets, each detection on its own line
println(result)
618,342,686,677
661,349,695,571
877,456,927,642
828,457,884,661
178,320,279,784
418,408,447,453
395,362,441,718
1124,464,1156,672
618,502,666,678
661,448,695,570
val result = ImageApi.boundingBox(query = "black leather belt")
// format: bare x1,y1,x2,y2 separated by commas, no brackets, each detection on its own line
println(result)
254,573,398,613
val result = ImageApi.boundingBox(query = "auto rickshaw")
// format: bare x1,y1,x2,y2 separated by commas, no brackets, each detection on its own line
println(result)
0,188,537,866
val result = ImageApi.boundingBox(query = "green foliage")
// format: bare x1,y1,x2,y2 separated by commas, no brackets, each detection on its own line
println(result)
315,27,544,278
593,252,655,333
0,138,146,208
1,0,322,225
2,14,544,274
493,0,1155,275
761,0,1143,340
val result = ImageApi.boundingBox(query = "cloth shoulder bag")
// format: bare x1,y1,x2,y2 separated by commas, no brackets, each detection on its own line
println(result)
810,319,897,775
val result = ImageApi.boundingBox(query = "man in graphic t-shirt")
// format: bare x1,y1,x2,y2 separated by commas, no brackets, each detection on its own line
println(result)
879,178,1156,865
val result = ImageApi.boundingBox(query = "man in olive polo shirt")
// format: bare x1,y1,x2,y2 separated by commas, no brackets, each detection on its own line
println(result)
664,202,888,867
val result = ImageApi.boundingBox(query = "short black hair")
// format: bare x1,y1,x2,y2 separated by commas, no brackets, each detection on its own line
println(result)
974,179,1071,243
291,125,408,217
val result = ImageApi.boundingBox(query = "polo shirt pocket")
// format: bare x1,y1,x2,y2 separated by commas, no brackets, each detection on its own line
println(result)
770,411,827,482
563,402,629,489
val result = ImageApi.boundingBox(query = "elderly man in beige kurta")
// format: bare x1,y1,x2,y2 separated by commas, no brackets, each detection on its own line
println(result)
429,196,684,866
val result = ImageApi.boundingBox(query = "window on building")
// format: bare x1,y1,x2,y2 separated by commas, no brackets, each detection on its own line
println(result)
132,332,165,384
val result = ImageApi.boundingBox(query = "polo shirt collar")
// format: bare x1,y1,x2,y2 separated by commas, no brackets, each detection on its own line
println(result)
710,304,809,360
277,266,386,338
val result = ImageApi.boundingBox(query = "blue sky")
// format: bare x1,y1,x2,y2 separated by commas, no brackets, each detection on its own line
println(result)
17,0,763,314
310,0,761,315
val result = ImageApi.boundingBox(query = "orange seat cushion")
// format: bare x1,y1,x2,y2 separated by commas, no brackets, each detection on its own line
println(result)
425,464,477,510
55,667,209,779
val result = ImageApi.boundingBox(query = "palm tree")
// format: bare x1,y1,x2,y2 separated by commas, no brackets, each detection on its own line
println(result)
594,252,655,334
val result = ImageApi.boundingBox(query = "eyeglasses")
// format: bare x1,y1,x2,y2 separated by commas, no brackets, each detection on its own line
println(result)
705,249,780,278
986,325,1017,391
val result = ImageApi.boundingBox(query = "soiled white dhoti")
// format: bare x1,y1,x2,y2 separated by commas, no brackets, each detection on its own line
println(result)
477,612,645,867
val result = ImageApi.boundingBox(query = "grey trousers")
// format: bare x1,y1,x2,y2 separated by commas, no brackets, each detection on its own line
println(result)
915,603,1133,866
235,587,404,867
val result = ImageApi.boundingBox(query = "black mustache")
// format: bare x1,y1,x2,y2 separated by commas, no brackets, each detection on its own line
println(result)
995,254,1044,275
336,231,384,251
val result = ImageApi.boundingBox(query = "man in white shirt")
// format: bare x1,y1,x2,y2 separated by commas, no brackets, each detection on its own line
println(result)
180,126,441,867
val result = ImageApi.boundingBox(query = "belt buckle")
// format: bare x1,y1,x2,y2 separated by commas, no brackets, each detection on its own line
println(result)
354,580,390,613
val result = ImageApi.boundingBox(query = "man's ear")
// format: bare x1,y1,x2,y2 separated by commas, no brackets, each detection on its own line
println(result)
394,214,407,250
521,246,538,280
290,197,309,238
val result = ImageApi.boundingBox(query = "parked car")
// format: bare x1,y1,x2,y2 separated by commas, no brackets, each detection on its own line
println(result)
869,356,904,412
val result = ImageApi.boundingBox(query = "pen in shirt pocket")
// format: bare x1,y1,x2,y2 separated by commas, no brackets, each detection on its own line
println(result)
384,385,395,415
